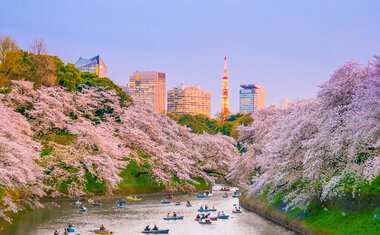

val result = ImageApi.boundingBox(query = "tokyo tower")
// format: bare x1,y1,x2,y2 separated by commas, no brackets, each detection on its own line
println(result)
221,56,229,120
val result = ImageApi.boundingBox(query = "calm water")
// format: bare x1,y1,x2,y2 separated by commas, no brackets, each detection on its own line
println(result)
5,186,295,235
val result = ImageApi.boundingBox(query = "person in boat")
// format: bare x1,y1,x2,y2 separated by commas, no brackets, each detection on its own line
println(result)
187,200,190,205
224,193,228,196
212,206,215,209
205,205,208,209
63,230,68,235
167,213,170,218
119,202,123,206
196,214,200,219
200,205,203,210
217,212,220,216
54,230,59,235
173,212,177,217
100,224,106,231
152,225,158,231
68,223,73,228
222,211,225,216
81,206,86,210
144,225,150,231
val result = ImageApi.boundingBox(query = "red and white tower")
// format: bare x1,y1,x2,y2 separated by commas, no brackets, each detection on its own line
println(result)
221,56,229,119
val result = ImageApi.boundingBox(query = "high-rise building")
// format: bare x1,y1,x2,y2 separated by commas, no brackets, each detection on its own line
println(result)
239,84,265,113
129,71,166,114
277,99,292,109
167,84,211,117
221,57,229,119
74,55,107,78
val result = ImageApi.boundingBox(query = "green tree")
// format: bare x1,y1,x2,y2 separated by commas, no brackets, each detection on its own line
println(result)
0,36,22,86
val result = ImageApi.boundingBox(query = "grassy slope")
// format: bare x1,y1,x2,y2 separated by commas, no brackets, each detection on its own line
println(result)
242,176,380,235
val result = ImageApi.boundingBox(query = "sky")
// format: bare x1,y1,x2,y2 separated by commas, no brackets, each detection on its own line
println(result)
1,0,379,117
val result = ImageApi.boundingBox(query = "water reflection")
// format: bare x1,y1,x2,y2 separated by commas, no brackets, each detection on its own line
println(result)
5,186,295,235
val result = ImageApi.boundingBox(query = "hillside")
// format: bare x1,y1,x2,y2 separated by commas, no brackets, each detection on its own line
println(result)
228,57,380,234
0,81,236,224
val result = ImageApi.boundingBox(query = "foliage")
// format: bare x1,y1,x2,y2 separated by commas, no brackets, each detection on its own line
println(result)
172,113,252,138
229,56,380,211
0,36,132,106
0,80,237,223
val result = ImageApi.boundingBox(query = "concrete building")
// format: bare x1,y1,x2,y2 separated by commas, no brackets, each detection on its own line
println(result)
129,71,166,114
74,55,107,78
277,99,292,109
167,84,211,117
239,84,265,113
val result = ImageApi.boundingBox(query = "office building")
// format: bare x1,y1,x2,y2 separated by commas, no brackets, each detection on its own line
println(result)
277,99,292,109
129,71,166,114
167,84,211,117
239,84,265,113
74,55,107,78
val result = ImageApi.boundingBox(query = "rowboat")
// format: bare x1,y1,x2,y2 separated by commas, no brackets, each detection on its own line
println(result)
198,209,216,212
163,216,184,220
232,209,242,213
175,202,180,205
66,227,75,232
141,229,169,234
88,198,94,203
93,203,102,206
159,201,171,204
126,196,142,201
117,200,127,204
196,195,211,198
222,195,228,198
210,217,218,221
198,219,212,224
186,204,192,207
220,188,230,191
165,196,173,200
79,208,88,212
94,230,114,234
117,205,124,208
218,215,229,219
232,195,240,198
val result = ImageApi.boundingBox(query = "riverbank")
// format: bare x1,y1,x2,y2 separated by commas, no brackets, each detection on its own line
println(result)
240,194,380,235
240,194,319,235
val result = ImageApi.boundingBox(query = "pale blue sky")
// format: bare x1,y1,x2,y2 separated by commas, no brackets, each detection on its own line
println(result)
1,0,379,116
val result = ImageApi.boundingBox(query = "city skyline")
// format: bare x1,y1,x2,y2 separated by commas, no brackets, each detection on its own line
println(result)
2,0,379,117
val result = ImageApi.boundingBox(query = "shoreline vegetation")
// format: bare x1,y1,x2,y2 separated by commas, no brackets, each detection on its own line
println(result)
240,192,380,235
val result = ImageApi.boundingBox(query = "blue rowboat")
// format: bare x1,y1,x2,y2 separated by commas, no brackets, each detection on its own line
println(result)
232,195,240,198
222,195,228,198
117,200,127,204
79,208,87,212
198,209,216,212
93,203,102,206
66,227,75,232
186,204,192,207
175,203,180,206
117,205,124,208
196,195,211,198
163,216,184,220
218,215,229,219
141,229,169,234
160,201,171,204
